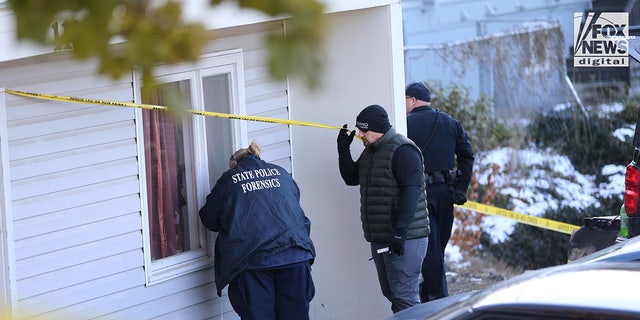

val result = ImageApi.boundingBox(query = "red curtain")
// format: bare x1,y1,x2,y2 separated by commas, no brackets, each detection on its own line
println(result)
143,107,184,260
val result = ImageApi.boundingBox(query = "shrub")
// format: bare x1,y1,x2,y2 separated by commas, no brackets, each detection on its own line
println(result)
620,97,640,124
528,106,629,175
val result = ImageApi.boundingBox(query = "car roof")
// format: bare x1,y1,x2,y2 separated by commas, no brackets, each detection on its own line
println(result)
449,262,640,317
391,262,640,320
475,264,639,309
386,291,477,319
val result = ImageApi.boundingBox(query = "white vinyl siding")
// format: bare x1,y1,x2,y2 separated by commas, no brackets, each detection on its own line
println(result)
0,20,291,319
0,56,145,318
244,51,291,170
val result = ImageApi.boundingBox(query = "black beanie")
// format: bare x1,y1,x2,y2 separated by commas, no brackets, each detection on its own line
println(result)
356,104,391,133
405,82,431,102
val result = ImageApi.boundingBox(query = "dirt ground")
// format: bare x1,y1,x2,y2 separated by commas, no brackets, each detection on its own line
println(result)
446,252,525,295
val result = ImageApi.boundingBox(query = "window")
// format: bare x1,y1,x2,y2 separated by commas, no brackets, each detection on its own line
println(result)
143,79,195,261
136,51,247,285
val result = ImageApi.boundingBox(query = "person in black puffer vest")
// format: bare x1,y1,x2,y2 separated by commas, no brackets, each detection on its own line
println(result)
199,141,316,320
337,104,429,313
405,82,475,303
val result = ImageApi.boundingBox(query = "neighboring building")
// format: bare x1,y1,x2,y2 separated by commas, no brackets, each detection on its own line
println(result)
0,1,408,319
402,0,593,118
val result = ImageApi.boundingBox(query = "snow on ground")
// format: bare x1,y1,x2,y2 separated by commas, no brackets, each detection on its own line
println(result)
445,102,631,264
446,147,626,263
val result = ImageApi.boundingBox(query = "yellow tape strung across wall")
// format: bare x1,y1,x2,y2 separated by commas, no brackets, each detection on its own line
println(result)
5,89,344,130
6,89,581,235
458,201,580,235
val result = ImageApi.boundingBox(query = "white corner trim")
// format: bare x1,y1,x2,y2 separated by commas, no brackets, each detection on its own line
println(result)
0,88,17,316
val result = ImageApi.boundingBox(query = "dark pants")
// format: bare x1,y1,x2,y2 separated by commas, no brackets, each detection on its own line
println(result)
228,261,315,320
420,183,454,303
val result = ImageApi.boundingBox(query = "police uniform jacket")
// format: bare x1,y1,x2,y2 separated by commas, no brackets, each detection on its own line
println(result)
407,105,474,192
199,155,316,296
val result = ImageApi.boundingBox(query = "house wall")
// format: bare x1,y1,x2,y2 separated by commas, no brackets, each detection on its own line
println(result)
0,3,49,64
290,5,406,319
182,0,399,29
0,1,399,64
0,4,406,319
0,21,301,319
2,56,150,318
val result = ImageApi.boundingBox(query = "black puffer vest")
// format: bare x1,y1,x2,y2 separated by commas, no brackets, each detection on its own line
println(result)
357,128,429,242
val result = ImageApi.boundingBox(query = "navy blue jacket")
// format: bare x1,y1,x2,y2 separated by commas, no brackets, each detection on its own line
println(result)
407,105,474,193
199,155,315,296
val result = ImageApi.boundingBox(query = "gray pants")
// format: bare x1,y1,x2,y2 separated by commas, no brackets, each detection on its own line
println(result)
370,238,428,313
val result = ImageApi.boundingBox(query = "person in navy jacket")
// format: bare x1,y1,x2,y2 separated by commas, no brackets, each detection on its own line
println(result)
405,82,475,303
199,141,316,320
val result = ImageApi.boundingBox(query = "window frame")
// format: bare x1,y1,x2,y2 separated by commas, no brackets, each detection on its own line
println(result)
134,50,247,286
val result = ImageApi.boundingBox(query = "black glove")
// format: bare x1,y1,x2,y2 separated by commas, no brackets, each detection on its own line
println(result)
389,234,405,256
337,124,355,151
453,190,467,205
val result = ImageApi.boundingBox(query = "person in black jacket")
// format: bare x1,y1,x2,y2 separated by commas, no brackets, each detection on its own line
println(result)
405,82,475,303
337,104,429,313
199,141,316,320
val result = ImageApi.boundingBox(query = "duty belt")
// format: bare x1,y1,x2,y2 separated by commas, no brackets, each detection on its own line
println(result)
426,170,457,185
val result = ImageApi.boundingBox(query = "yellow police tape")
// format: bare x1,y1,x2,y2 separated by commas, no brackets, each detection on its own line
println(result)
6,89,581,235
5,89,344,130
457,201,580,235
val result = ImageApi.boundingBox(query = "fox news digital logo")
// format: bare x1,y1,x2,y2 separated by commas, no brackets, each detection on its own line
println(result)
574,12,629,67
